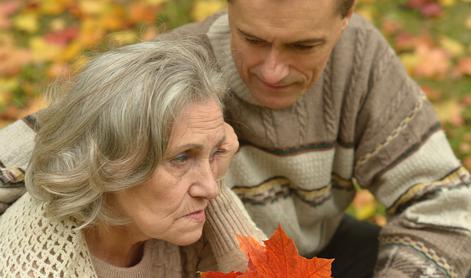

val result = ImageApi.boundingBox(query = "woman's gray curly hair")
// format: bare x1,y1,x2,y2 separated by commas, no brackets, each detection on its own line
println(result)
25,37,227,228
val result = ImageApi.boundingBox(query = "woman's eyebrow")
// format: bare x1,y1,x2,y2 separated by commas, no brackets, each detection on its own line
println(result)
170,134,227,153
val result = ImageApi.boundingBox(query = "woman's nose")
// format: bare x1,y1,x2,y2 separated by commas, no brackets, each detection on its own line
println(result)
189,161,219,200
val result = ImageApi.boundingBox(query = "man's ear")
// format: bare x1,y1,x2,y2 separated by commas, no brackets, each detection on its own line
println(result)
341,0,356,30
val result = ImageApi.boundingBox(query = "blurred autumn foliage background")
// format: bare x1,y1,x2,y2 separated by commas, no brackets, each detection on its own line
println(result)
0,0,470,224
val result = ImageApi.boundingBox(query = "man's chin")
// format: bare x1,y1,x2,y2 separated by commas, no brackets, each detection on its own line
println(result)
254,95,299,109
249,87,302,109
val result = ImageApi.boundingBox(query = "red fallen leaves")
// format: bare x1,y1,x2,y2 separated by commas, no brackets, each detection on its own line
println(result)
201,226,333,278
406,0,443,17
45,27,80,46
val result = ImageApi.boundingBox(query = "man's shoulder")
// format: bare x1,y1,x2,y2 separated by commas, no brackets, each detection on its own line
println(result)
0,118,36,171
157,11,227,41
334,13,391,60
348,14,378,32
339,13,385,45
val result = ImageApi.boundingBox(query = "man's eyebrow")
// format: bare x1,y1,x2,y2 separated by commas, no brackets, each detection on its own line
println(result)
290,37,326,45
238,28,264,40
237,28,326,45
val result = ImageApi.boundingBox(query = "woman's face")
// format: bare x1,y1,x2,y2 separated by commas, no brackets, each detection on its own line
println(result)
111,100,228,246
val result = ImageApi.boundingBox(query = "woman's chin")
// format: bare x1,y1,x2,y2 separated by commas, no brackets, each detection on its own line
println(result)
169,228,204,246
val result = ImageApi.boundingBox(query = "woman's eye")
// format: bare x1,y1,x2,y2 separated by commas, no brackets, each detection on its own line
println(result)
215,148,227,155
172,153,189,165
210,148,227,161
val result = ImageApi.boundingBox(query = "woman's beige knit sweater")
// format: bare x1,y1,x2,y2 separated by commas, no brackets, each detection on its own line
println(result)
0,185,265,277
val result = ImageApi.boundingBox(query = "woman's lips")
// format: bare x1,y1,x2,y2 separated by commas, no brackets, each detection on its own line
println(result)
184,210,206,222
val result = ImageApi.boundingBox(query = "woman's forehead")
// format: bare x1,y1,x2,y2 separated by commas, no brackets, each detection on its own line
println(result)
168,101,225,149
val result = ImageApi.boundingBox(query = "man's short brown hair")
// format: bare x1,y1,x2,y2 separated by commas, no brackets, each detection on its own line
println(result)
338,0,355,18
227,0,355,18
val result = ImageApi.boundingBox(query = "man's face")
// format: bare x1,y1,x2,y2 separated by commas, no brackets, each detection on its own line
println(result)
228,0,351,109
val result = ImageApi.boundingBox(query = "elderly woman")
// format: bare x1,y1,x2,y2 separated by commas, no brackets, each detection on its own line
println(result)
0,37,264,277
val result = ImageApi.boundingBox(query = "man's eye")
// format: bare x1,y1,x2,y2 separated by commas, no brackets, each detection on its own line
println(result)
291,44,316,50
245,37,265,45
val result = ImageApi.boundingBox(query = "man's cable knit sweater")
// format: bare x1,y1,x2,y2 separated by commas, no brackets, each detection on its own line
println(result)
156,12,471,277
1,12,471,277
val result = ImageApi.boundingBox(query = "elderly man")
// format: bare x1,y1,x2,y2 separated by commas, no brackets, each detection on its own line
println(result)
1,0,471,277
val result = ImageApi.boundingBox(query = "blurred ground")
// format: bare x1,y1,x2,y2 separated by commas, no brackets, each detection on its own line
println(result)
0,0,470,225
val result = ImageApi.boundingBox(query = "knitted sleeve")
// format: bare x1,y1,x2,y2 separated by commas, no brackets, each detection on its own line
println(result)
0,194,97,277
347,19,471,277
0,116,36,214
204,182,267,272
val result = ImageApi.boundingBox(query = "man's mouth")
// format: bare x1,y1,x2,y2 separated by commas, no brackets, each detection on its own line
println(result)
256,77,291,90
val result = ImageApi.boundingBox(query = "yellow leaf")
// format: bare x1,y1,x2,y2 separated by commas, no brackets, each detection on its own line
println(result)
100,6,127,30
108,31,137,46
352,190,377,220
400,53,421,74
13,13,38,33
435,101,464,126
129,3,160,25
439,0,455,6
145,0,166,4
30,37,63,62
440,37,465,57
356,6,375,22
0,78,18,98
466,14,471,30
57,41,83,62
79,19,105,47
40,0,66,15
192,0,226,22
49,18,66,32
79,0,107,15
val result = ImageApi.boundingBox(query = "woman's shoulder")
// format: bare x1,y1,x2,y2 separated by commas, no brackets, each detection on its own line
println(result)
0,193,96,277
0,193,39,230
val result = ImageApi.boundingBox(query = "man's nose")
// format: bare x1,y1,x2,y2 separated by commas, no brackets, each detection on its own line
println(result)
189,161,219,200
259,49,289,85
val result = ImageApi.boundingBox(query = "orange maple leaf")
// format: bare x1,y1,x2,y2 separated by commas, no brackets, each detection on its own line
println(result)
200,225,333,278
200,272,243,278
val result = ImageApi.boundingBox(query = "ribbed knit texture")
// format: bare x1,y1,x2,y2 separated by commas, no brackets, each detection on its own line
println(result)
203,12,471,277
0,194,97,277
91,241,155,278
0,186,265,276
205,184,267,272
